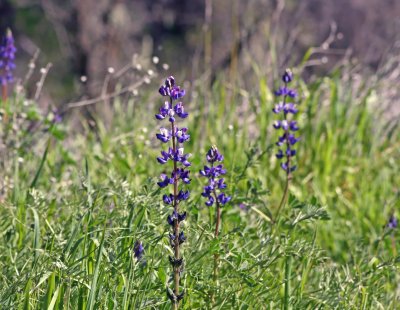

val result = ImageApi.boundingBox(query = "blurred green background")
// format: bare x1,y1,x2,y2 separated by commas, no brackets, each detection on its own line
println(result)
2,0,400,105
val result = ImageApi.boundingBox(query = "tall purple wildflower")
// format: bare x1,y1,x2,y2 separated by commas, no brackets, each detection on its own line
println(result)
200,146,231,210
200,146,230,294
273,69,299,174
273,69,299,220
156,76,189,307
0,29,16,101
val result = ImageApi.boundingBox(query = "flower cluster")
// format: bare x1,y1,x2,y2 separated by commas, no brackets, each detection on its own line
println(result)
387,214,398,229
133,241,144,261
200,146,231,207
0,29,16,86
273,69,299,174
156,76,189,304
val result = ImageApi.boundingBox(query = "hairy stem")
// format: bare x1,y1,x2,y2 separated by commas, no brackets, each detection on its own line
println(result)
212,189,221,283
275,172,291,223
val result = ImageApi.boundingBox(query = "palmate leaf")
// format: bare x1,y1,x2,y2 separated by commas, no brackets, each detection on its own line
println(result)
289,195,330,226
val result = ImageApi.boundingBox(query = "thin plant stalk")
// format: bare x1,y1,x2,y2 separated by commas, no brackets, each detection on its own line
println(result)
199,146,231,303
156,77,189,308
2,84,7,102
2,84,8,123
212,186,221,293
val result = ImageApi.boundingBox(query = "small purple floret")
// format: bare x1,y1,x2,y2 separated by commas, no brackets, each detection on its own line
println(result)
387,214,398,229
134,241,144,260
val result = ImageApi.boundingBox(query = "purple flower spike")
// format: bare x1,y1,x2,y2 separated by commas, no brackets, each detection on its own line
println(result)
273,69,300,175
0,29,17,87
155,76,189,303
200,146,231,208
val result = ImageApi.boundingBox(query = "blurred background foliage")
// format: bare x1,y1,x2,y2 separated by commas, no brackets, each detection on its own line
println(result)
1,0,400,104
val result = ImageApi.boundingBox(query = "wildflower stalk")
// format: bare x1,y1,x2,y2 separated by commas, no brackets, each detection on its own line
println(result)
200,146,231,301
272,69,299,222
156,76,189,308
212,166,221,287
212,189,221,286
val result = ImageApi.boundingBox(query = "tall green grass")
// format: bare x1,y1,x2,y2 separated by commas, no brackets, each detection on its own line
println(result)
0,67,399,309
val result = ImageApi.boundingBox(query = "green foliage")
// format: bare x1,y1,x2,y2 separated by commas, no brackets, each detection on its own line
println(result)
0,69,399,309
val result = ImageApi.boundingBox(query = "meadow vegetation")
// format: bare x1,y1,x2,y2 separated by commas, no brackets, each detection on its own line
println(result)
0,30,399,309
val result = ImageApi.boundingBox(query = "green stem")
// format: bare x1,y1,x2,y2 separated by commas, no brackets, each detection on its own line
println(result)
274,171,291,223
213,190,221,284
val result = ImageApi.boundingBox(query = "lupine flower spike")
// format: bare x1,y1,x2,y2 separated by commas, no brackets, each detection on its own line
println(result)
156,76,190,308
273,69,299,221
200,146,231,298
0,29,16,102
